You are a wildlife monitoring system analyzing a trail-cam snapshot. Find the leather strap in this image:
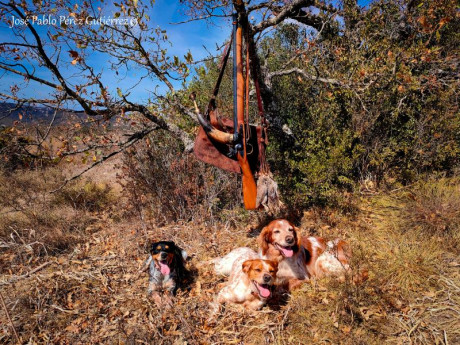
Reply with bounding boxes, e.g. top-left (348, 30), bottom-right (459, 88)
top-left (207, 32), bottom-right (233, 127)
